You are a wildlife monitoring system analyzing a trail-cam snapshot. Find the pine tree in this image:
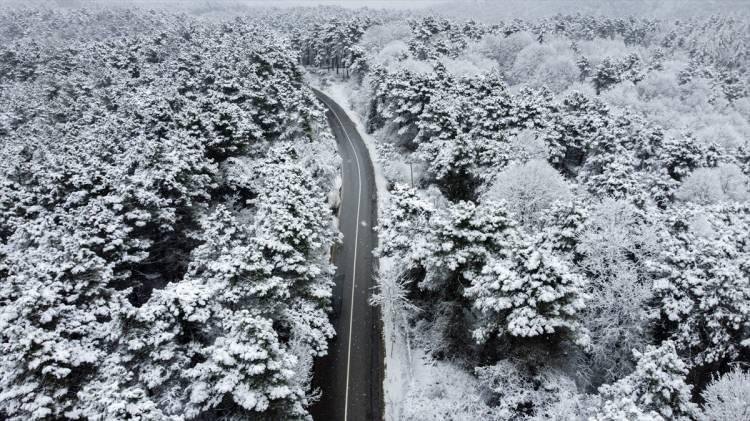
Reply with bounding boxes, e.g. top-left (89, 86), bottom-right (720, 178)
top-left (577, 55), bottom-right (592, 81)
top-left (660, 134), bottom-right (718, 182)
top-left (0, 200), bottom-right (141, 420)
top-left (542, 91), bottom-right (609, 176)
top-left (417, 200), bottom-right (519, 293)
top-left (593, 342), bottom-right (699, 421)
top-left (540, 200), bottom-right (589, 255)
top-left (652, 205), bottom-right (750, 367)
top-left (466, 243), bottom-right (586, 342)
top-left (249, 161), bottom-right (338, 356)
top-left (593, 56), bottom-right (622, 94)
top-left (377, 183), bottom-right (435, 265)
